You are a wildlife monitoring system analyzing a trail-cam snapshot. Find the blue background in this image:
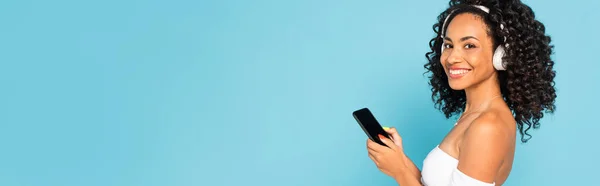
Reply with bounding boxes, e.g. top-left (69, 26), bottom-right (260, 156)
top-left (1, 0), bottom-right (598, 185)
